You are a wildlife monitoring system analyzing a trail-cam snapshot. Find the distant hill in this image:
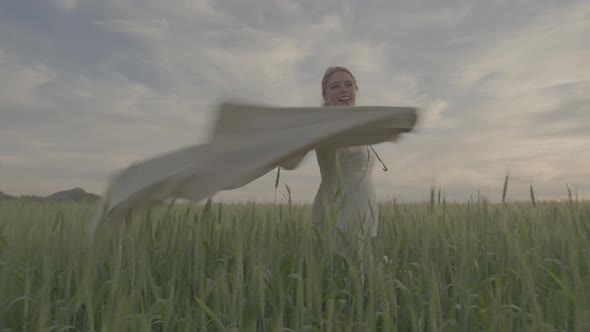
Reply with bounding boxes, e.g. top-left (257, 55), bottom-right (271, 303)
top-left (45, 188), bottom-right (101, 202)
top-left (0, 188), bottom-right (101, 202)
top-left (0, 191), bottom-right (16, 200)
